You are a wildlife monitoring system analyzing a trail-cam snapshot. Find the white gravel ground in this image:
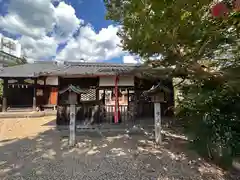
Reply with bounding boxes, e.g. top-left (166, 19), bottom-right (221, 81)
top-left (0, 117), bottom-right (237, 180)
